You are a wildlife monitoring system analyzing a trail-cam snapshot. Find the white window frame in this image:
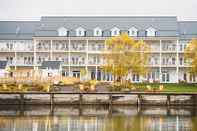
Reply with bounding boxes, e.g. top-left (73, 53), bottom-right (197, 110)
top-left (76, 27), bottom-right (85, 36)
top-left (111, 27), bottom-right (120, 36)
top-left (146, 27), bottom-right (156, 37)
top-left (94, 27), bottom-right (102, 36)
top-left (129, 27), bottom-right (138, 37)
top-left (58, 27), bottom-right (68, 36)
